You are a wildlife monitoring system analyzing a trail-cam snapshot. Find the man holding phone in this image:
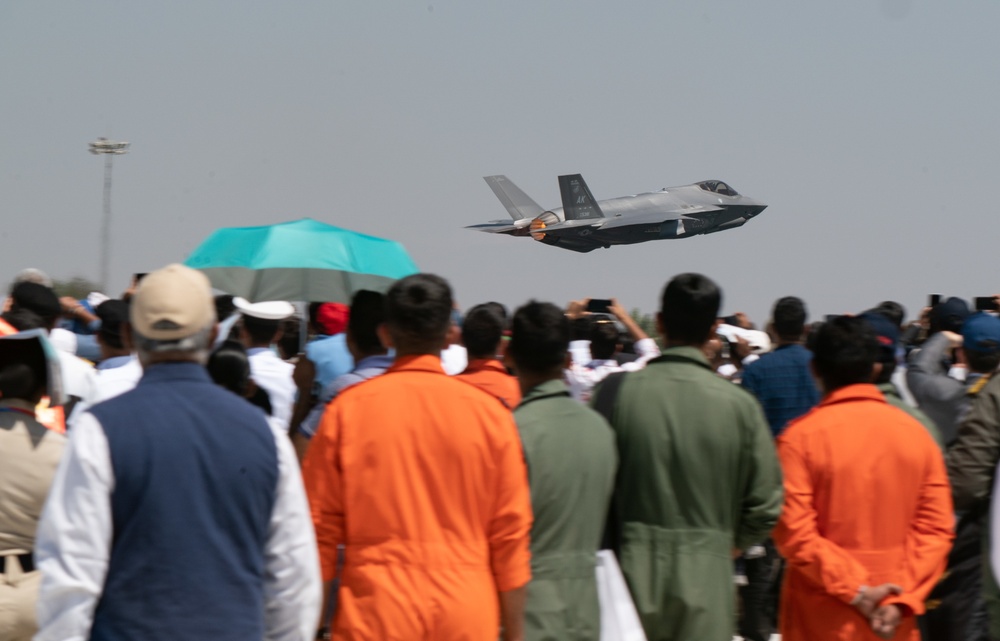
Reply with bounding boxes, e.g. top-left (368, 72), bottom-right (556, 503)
top-left (564, 297), bottom-right (660, 401)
